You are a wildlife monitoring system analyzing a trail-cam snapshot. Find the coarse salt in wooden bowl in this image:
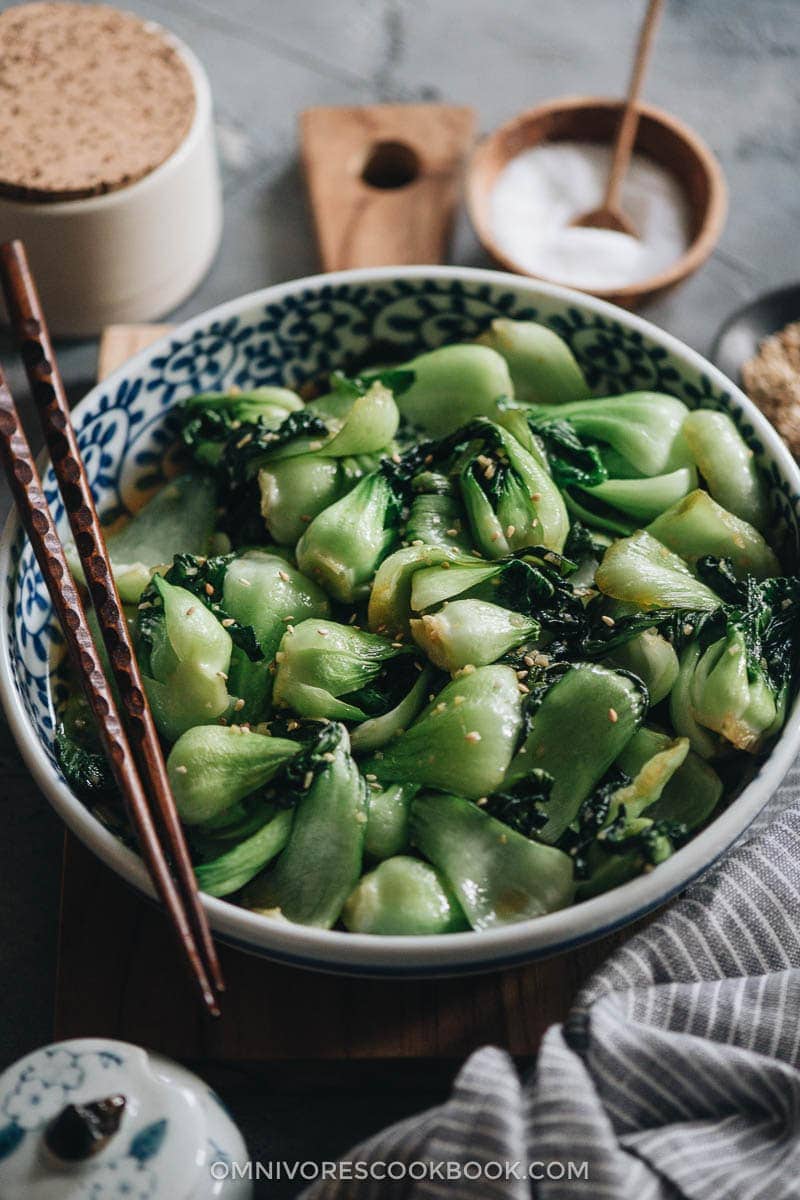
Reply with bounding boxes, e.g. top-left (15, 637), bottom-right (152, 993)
top-left (466, 95), bottom-right (728, 309)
